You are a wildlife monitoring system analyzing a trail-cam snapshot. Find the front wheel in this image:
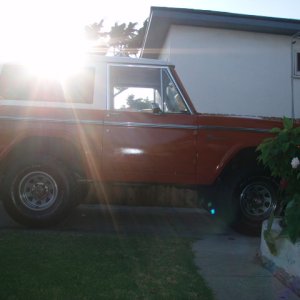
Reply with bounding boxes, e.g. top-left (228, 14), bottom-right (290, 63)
top-left (3, 156), bottom-right (75, 227)
top-left (223, 174), bottom-right (278, 235)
